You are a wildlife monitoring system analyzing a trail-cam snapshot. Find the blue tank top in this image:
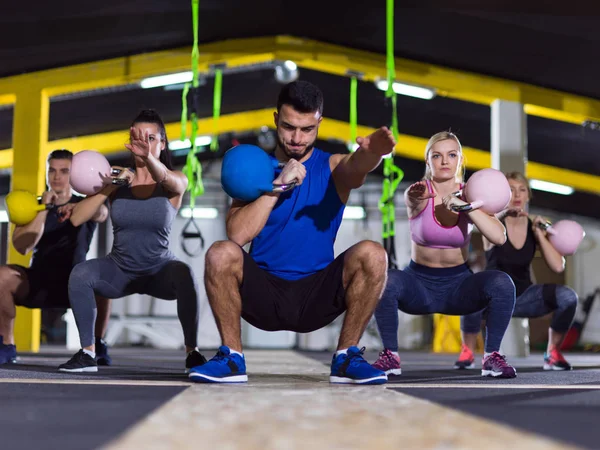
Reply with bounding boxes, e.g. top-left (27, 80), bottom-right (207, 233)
top-left (250, 148), bottom-right (345, 280)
